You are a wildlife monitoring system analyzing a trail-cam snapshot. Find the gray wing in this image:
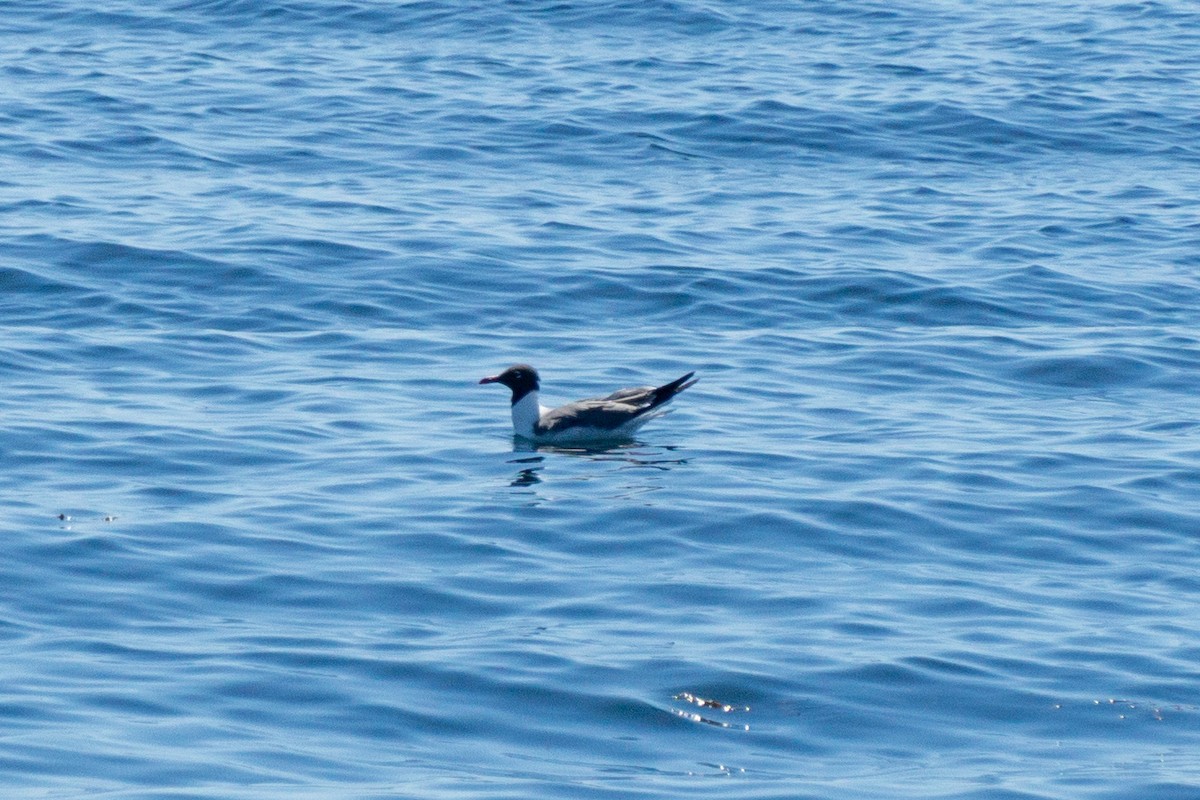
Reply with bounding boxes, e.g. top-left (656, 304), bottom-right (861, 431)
top-left (536, 398), bottom-right (643, 434)
top-left (602, 385), bottom-right (655, 405)
top-left (536, 373), bottom-right (697, 435)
